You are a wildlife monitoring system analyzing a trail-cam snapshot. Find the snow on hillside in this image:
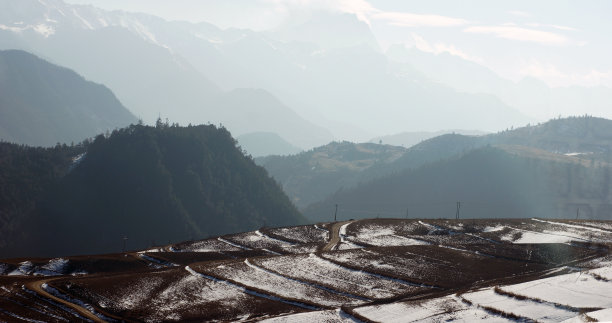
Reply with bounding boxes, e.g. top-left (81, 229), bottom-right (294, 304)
top-left (255, 253), bottom-right (423, 299)
top-left (500, 270), bottom-right (612, 308)
top-left (2, 218), bottom-right (612, 322)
